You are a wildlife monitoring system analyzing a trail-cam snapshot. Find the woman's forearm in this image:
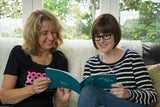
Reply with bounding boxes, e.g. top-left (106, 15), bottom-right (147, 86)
top-left (0, 85), bottom-right (35, 104)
